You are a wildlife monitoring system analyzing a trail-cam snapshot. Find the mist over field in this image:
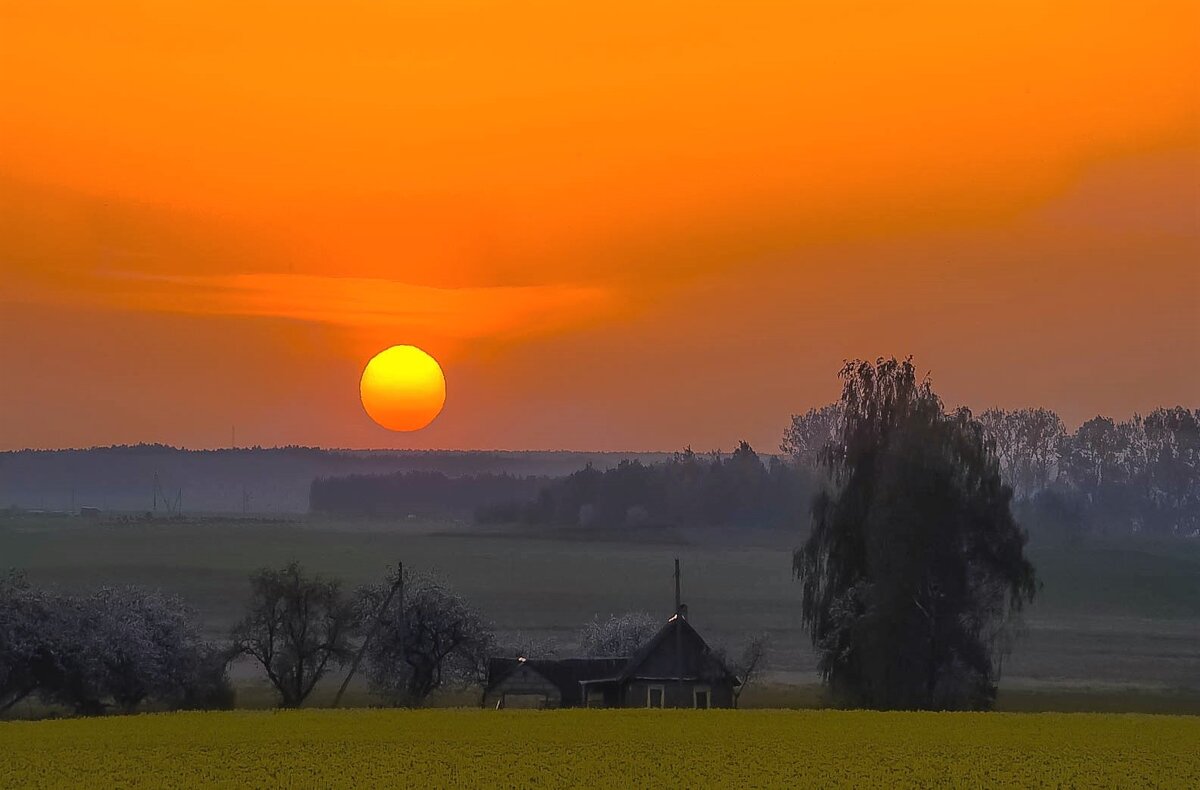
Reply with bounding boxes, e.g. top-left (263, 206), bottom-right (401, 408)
top-left (4, 408), bottom-right (1198, 714)
top-left (4, 513), bottom-right (1197, 711)
top-left (0, 447), bottom-right (671, 514)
